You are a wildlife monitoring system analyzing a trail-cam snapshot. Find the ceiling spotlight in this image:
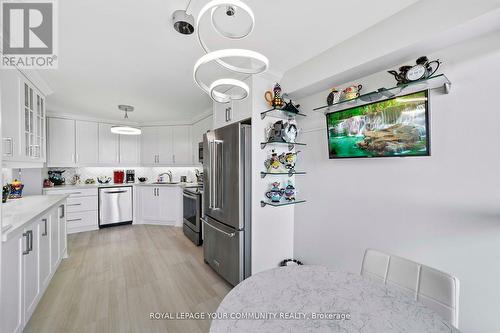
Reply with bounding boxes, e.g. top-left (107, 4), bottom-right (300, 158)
top-left (111, 105), bottom-right (142, 135)
top-left (172, 0), bottom-right (195, 35)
